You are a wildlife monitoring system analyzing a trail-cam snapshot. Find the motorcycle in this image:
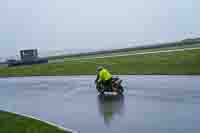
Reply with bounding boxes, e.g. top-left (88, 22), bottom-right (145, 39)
top-left (96, 77), bottom-right (124, 95)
